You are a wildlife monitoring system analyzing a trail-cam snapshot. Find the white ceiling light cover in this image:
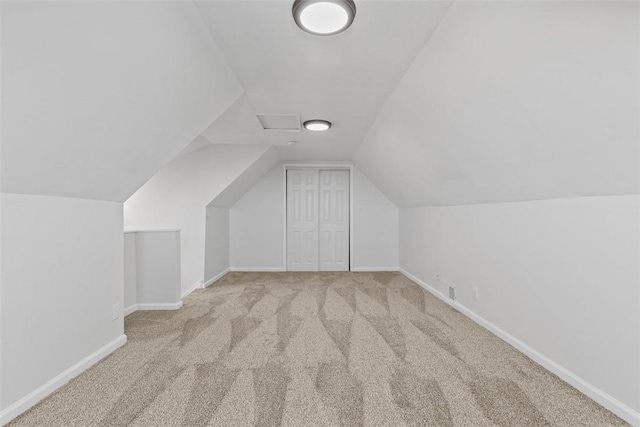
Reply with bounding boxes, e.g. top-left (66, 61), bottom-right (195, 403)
top-left (293, 0), bottom-right (356, 36)
top-left (303, 119), bottom-right (332, 131)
